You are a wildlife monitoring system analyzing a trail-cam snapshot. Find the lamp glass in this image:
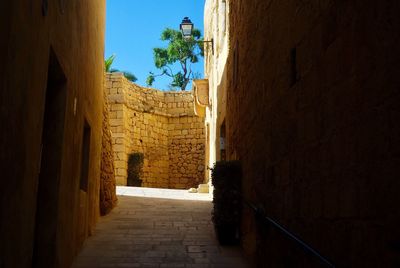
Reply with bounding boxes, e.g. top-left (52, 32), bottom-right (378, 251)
top-left (180, 17), bottom-right (194, 39)
top-left (181, 24), bottom-right (193, 38)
